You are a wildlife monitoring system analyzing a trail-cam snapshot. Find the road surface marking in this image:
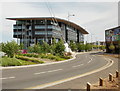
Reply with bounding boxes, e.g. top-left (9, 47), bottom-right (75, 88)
top-left (48, 69), bottom-right (62, 73)
top-left (34, 72), bottom-right (47, 75)
top-left (34, 69), bottom-right (63, 75)
top-left (88, 61), bottom-right (91, 63)
top-left (26, 57), bottom-right (114, 89)
top-left (88, 58), bottom-right (92, 63)
top-left (9, 77), bottom-right (15, 79)
top-left (72, 64), bottom-right (84, 68)
top-left (0, 76), bottom-right (15, 80)
top-left (0, 78), bottom-right (7, 80)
